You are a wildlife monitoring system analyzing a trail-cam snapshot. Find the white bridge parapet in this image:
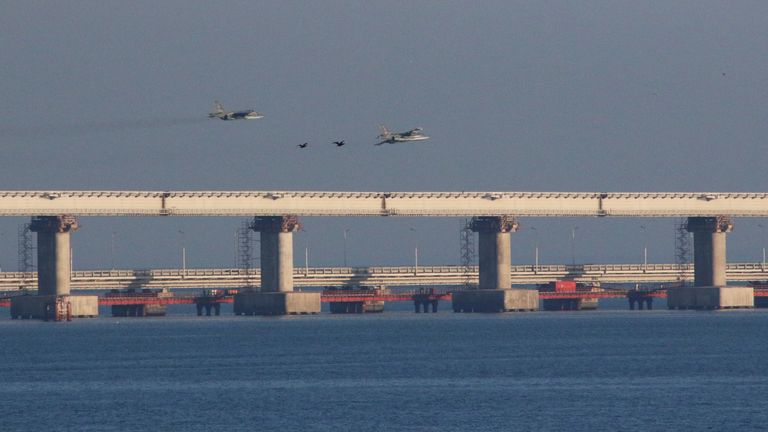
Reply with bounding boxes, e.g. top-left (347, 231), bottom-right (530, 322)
top-left (1, 263), bottom-right (766, 292)
top-left (0, 191), bottom-right (767, 217)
